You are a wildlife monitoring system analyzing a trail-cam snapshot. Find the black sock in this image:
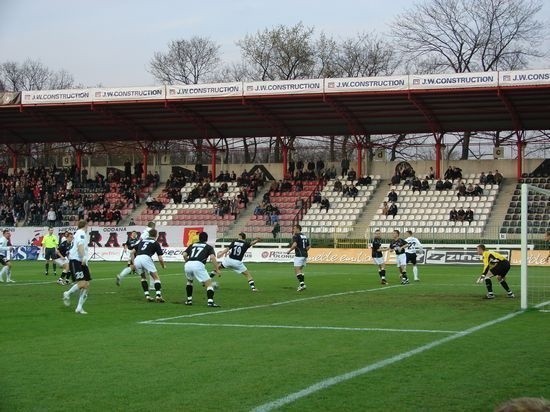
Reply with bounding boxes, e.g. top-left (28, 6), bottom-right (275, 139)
top-left (248, 280), bottom-right (256, 289)
top-left (53, 263), bottom-right (57, 272)
top-left (500, 280), bottom-right (510, 292)
top-left (401, 272), bottom-right (408, 280)
top-left (141, 279), bottom-right (149, 293)
top-left (379, 269), bottom-right (386, 278)
top-left (485, 278), bottom-right (493, 293)
top-left (45, 263), bottom-right (49, 273)
top-left (186, 284), bottom-right (193, 299)
top-left (297, 274), bottom-right (305, 285)
top-left (207, 288), bottom-right (214, 300)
